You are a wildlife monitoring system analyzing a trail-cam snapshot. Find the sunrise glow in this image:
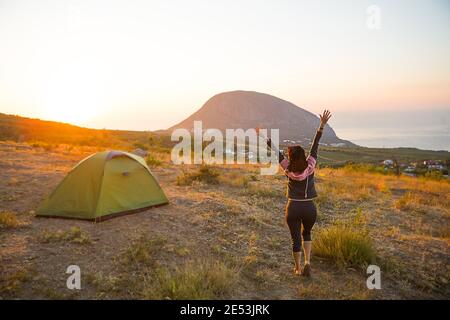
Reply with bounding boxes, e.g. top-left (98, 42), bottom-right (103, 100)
top-left (0, 0), bottom-right (449, 130)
